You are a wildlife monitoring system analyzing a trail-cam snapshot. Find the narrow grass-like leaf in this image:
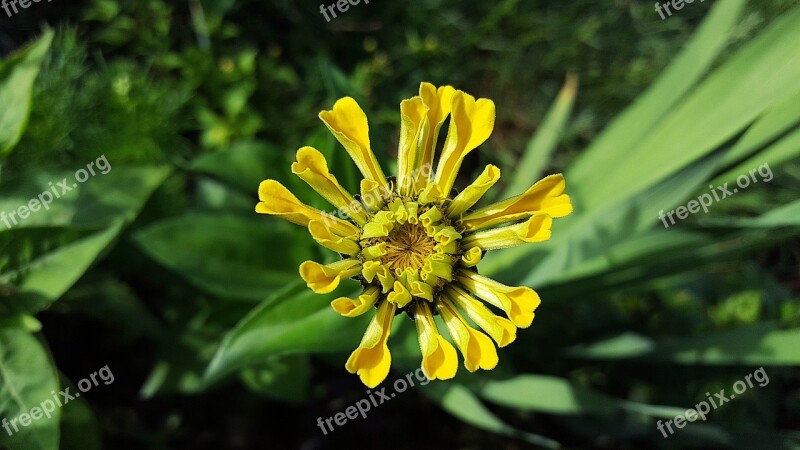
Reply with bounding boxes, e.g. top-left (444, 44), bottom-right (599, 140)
top-left (504, 74), bottom-right (577, 197)
top-left (573, 5), bottom-right (800, 210)
top-left (568, 0), bottom-right (746, 204)
top-left (571, 324), bottom-right (800, 365)
top-left (479, 374), bottom-right (686, 419)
